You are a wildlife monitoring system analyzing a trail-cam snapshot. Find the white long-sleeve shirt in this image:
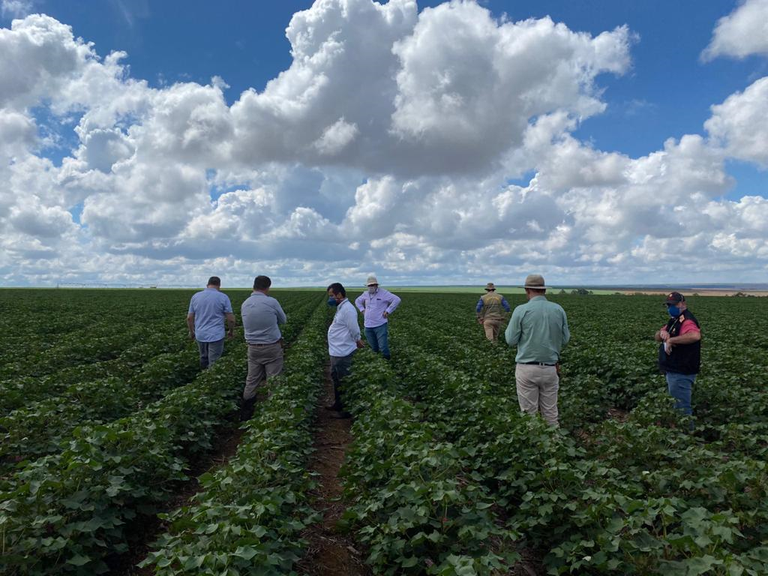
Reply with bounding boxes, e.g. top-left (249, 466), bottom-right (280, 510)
top-left (327, 299), bottom-right (360, 357)
top-left (354, 287), bottom-right (401, 328)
